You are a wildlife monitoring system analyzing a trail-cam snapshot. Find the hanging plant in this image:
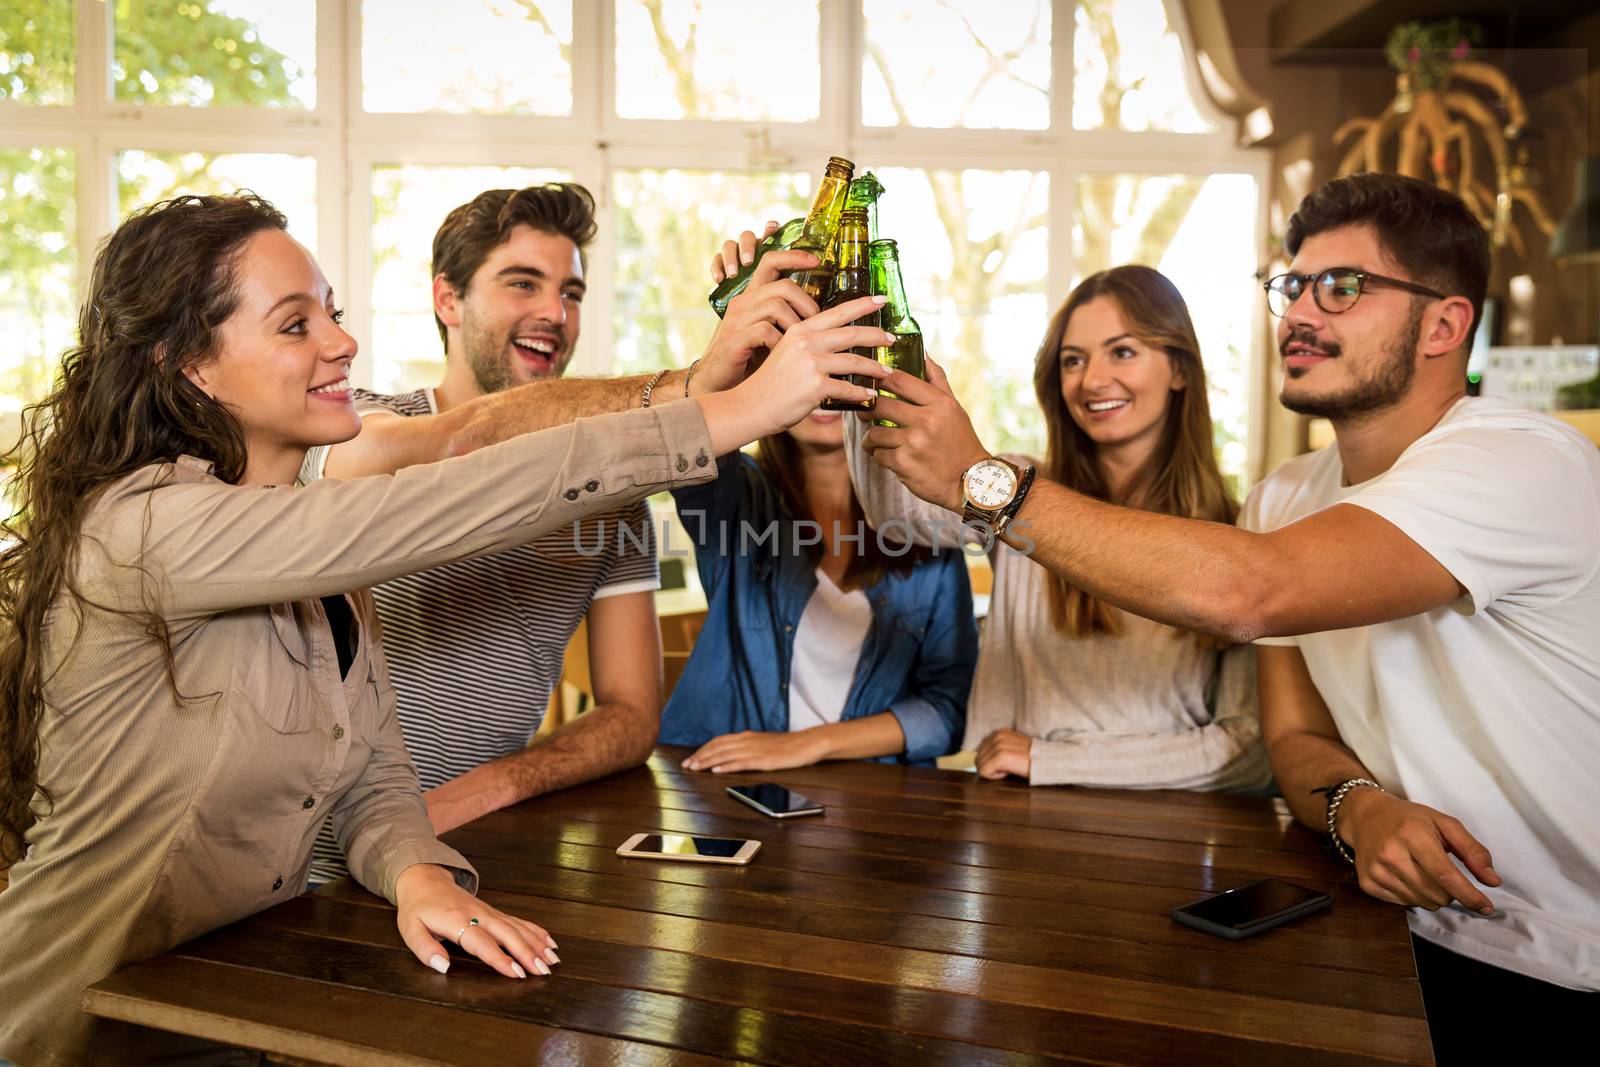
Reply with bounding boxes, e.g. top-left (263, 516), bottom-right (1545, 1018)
top-left (1385, 19), bottom-right (1486, 92)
